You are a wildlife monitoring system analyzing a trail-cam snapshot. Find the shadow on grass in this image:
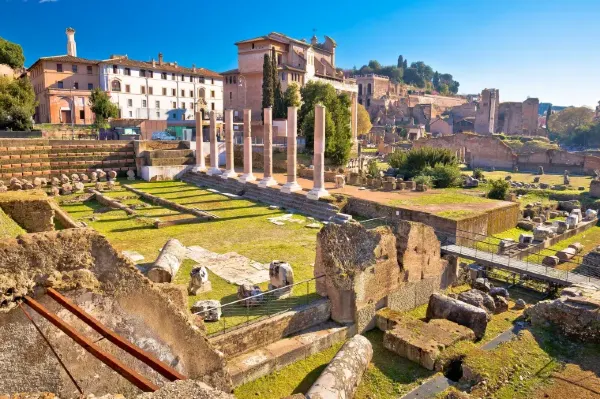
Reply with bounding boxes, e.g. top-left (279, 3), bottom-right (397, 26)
top-left (292, 364), bottom-right (328, 395)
